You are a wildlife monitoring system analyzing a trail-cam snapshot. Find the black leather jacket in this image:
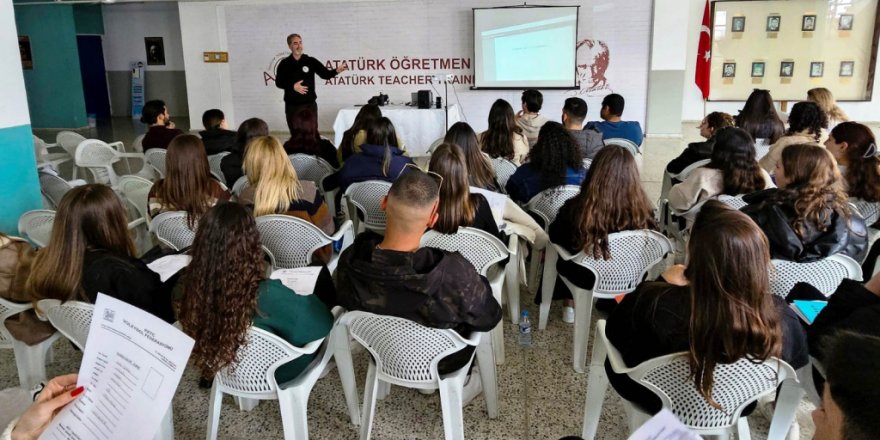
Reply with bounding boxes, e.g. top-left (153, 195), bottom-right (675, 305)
top-left (742, 189), bottom-right (868, 263)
